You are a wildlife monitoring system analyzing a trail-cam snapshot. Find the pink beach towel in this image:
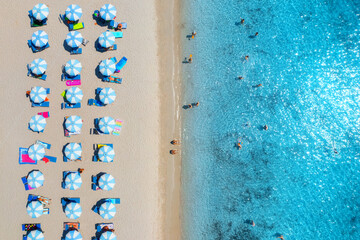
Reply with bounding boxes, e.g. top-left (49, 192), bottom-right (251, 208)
top-left (22, 154), bottom-right (36, 164)
top-left (38, 112), bottom-right (50, 118)
top-left (66, 80), bottom-right (81, 86)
